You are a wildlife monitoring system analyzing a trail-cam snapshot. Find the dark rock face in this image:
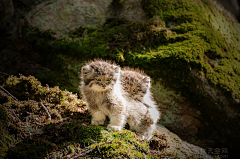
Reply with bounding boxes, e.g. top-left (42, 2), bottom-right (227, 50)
top-left (0, 0), bottom-right (15, 42)
top-left (0, 0), bottom-right (14, 22)
top-left (25, 0), bottom-right (148, 36)
top-left (155, 125), bottom-right (212, 159)
top-left (152, 81), bottom-right (202, 144)
top-left (216, 0), bottom-right (240, 21)
top-left (26, 0), bottom-right (115, 36)
top-left (0, 49), bottom-right (40, 76)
